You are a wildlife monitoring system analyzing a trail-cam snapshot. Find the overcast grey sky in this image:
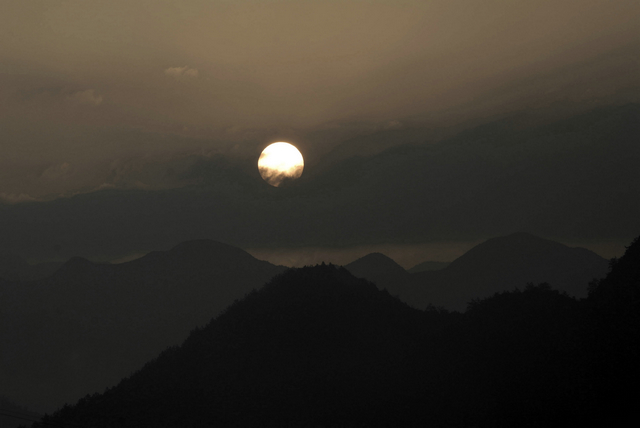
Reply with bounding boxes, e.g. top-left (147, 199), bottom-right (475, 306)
top-left (1, 0), bottom-right (638, 201)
